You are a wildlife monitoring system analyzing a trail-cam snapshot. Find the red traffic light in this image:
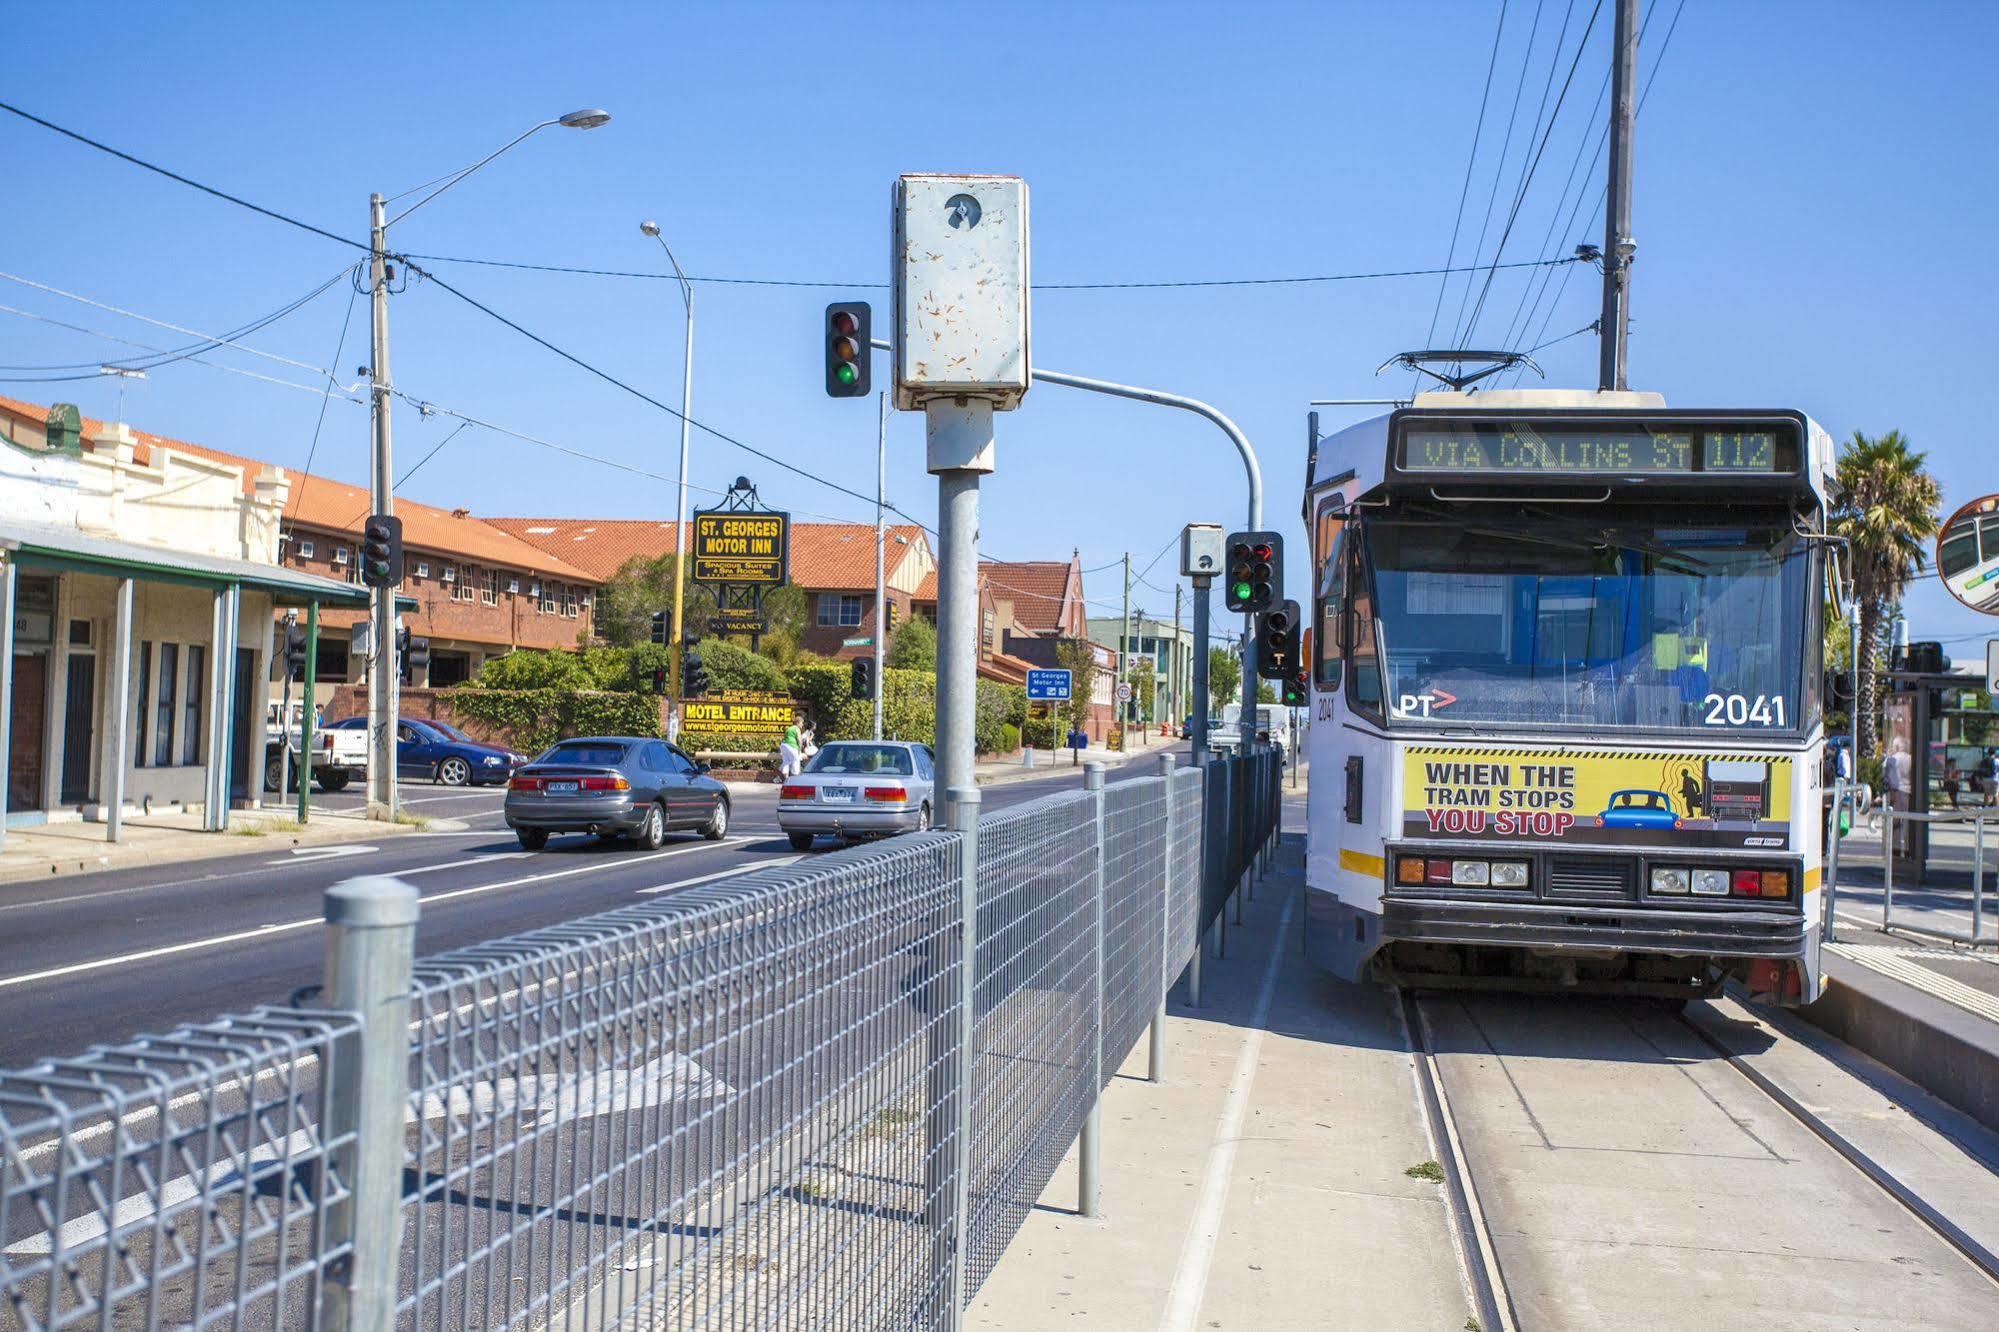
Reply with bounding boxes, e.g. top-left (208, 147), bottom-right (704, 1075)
top-left (1251, 542), bottom-right (1273, 561)
top-left (830, 310), bottom-right (857, 336)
